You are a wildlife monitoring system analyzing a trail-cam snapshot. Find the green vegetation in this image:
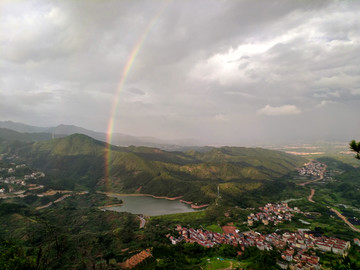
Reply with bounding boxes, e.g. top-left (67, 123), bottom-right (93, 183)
top-left (0, 192), bottom-right (282, 269)
top-left (311, 167), bottom-right (360, 208)
top-left (0, 239), bottom-right (36, 270)
top-left (1, 134), bottom-right (360, 268)
top-left (152, 211), bottom-right (207, 224)
top-left (329, 245), bottom-right (360, 269)
top-left (203, 224), bottom-right (223, 234)
top-left (316, 156), bottom-right (355, 171)
top-left (238, 247), bottom-right (280, 270)
top-left (350, 140), bottom-right (360, 159)
top-left (0, 194), bottom-right (140, 269)
top-left (3, 134), bottom-right (306, 204)
top-left (201, 257), bottom-right (245, 269)
top-left (152, 242), bottom-right (279, 269)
